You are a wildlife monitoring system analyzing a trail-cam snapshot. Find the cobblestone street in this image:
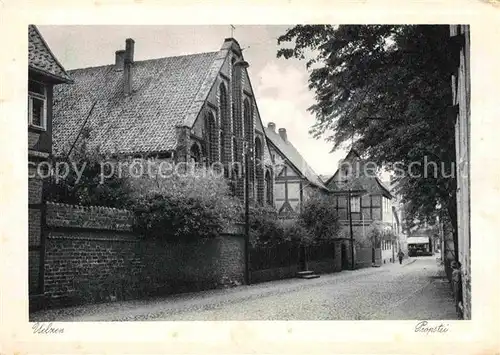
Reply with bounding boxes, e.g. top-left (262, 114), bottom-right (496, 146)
top-left (30, 255), bottom-right (458, 321)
